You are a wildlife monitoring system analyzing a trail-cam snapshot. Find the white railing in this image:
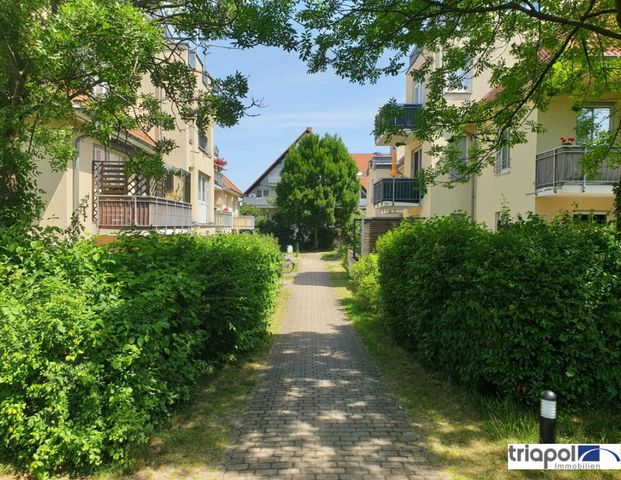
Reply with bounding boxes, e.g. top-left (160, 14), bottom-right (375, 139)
top-left (97, 195), bottom-right (192, 229)
top-left (215, 211), bottom-right (233, 232)
top-left (233, 215), bottom-right (255, 230)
